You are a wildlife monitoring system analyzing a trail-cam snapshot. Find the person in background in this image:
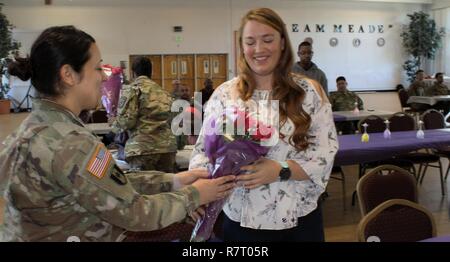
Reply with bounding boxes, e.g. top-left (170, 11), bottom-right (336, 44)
top-left (292, 41), bottom-right (328, 95)
top-left (329, 76), bottom-right (364, 111)
top-left (0, 26), bottom-right (236, 242)
top-left (427, 72), bottom-right (448, 96)
top-left (200, 78), bottom-right (214, 105)
top-left (329, 76), bottom-right (364, 134)
top-left (408, 70), bottom-right (431, 112)
top-left (172, 80), bottom-right (191, 102)
top-left (408, 70), bottom-right (428, 97)
top-left (113, 56), bottom-right (177, 172)
top-left (427, 72), bottom-right (449, 115)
